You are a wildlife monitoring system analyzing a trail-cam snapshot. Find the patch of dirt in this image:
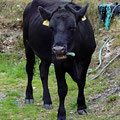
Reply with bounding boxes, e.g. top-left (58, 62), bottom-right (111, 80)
top-left (0, 11), bottom-right (23, 53)
top-left (102, 39), bottom-right (120, 64)
top-left (88, 84), bottom-right (119, 103)
top-left (0, 26), bottom-right (22, 53)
